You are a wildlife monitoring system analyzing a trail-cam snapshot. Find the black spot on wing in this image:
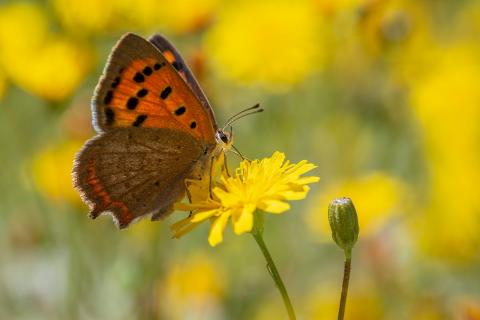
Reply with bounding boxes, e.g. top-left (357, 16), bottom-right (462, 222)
top-left (143, 66), bottom-right (152, 76)
top-left (104, 90), bottom-right (113, 105)
top-left (127, 97), bottom-right (139, 110)
top-left (133, 72), bottom-right (145, 83)
top-left (111, 77), bottom-right (120, 88)
top-left (174, 106), bottom-right (186, 116)
top-left (132, 115), bottom-right (148, 127)
top-left (172, 61), bottom-right (183, 71)
top-left (105, 107), bottom-right (115, 125)
top-left (136, 88), bottom-right (148, 97)
top-left (160, 86), bottom-right (172, 99)
top-left (153, 62), bottom-right (166, 70)
top-left (190, 121), bottom-right (197, 129)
